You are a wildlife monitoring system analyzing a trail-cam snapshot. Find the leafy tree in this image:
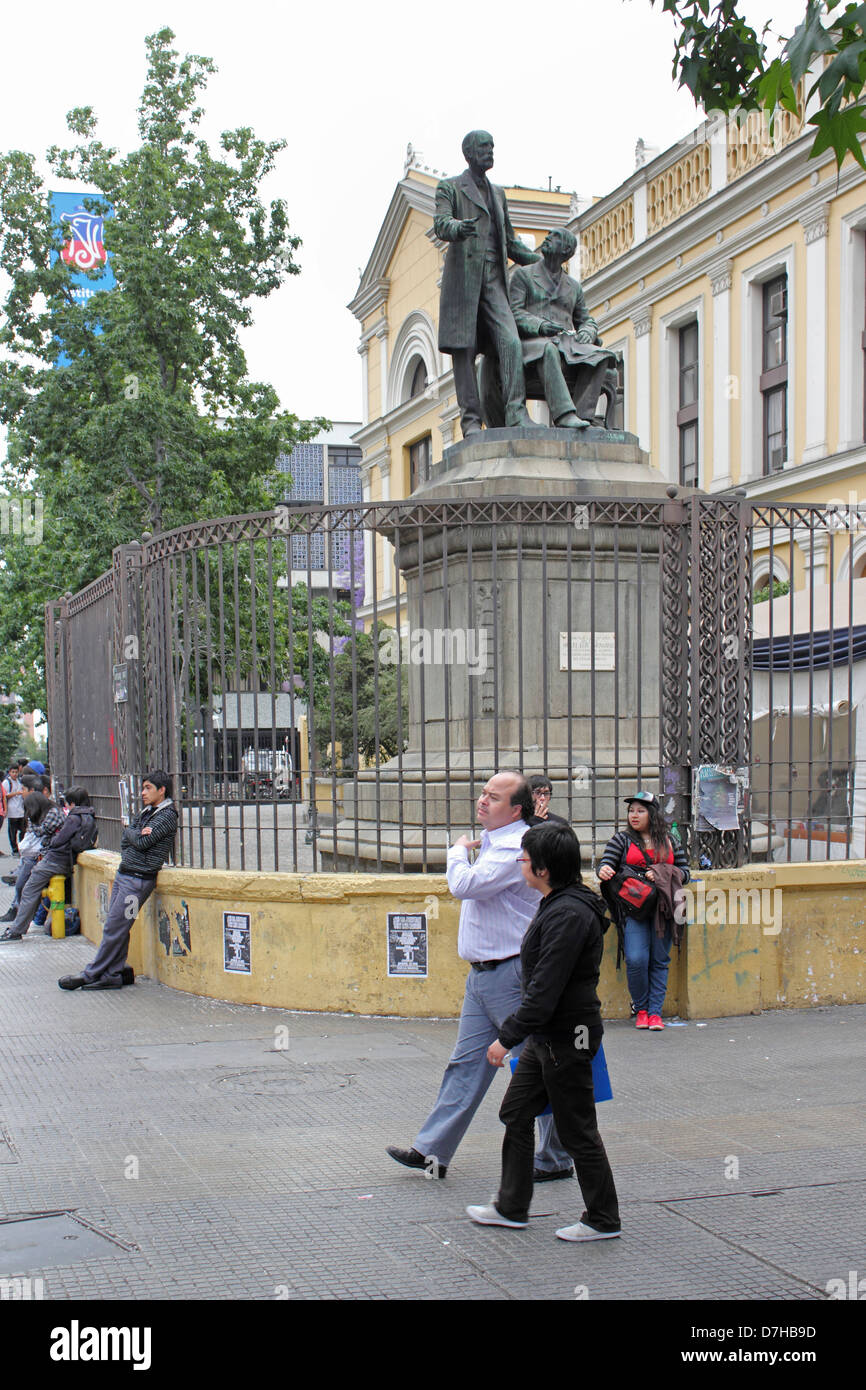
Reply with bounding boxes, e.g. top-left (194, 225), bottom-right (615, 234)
top-left (312, 622), bottom-right (409, 770)
top-left (0, 705), bottom-right (22, 769)
top-left (652, 0), bottom-right (866, 170)
top-left (0, 27), bottom-right (325, 709)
